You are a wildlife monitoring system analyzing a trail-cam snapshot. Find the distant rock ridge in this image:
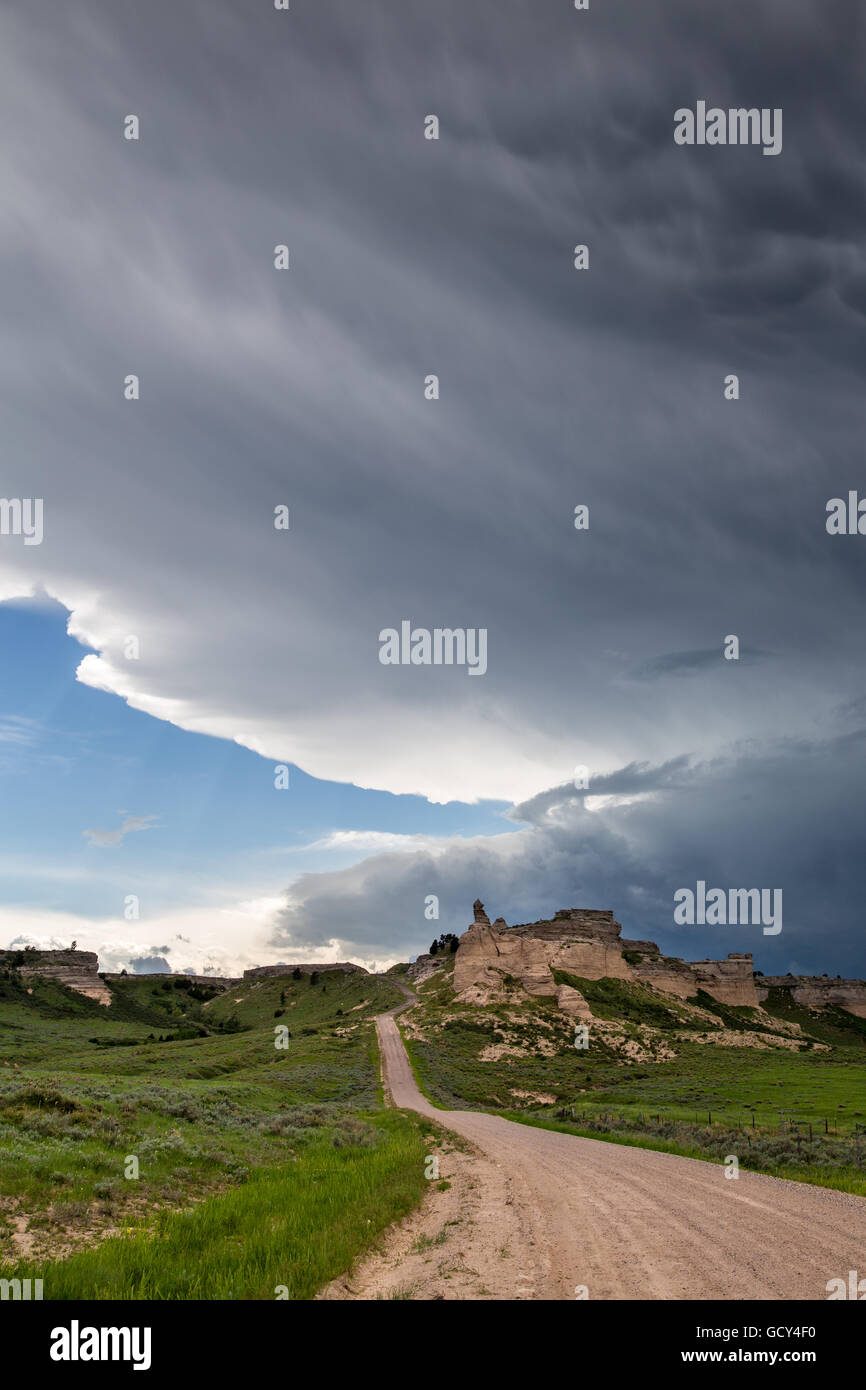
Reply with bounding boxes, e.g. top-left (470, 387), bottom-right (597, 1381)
top-left (0, 947), bottom-right (369, 1005)
top-left (756, 976), bottom-right (866, 1019)
top-left (453, 902), bottom-right (866, 1017)
top-left (243, 962), bottom-right (366, 979)
top-left (102, 973), bottom-right (239, 989)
